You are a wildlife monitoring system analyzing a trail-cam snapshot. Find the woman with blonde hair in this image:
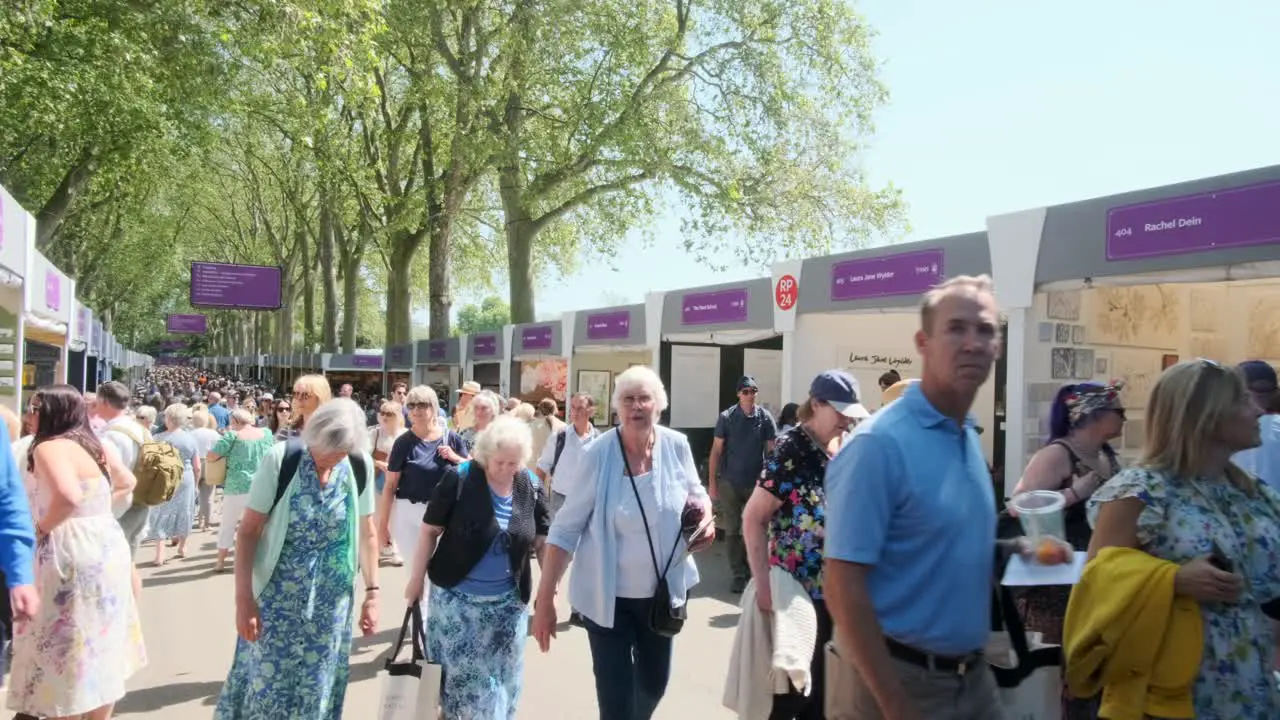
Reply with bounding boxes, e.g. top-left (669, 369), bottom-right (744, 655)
top-left (287, 374), bottom-right (331, 437)
top-left (144, 403), bottom-right (201, 565)
top-left (209, 408), bottom-right (275, 573)
top-left (1088, 360), bottom-right (1280, 718)
top-left (370, 399), bottom-right (407, 566)
top-left (190, 408), bottom-right (223, 533)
